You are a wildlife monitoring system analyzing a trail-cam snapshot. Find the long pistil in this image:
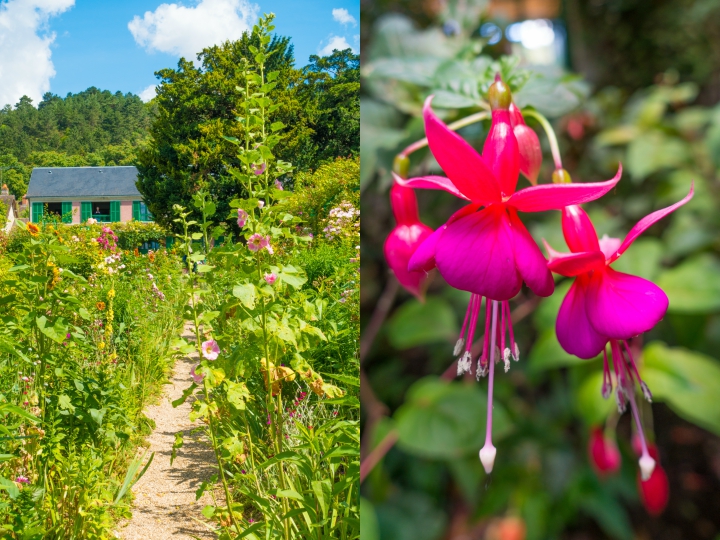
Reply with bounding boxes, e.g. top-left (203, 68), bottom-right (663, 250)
top-left (480, 300), bottom-right (499, 473)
